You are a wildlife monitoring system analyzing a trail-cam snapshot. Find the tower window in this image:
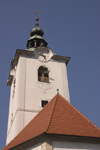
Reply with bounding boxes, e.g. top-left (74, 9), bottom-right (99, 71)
top-left (38, 66), bottom-right (49, 82)
top-left (41, 100), bottom-right (48, 107)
